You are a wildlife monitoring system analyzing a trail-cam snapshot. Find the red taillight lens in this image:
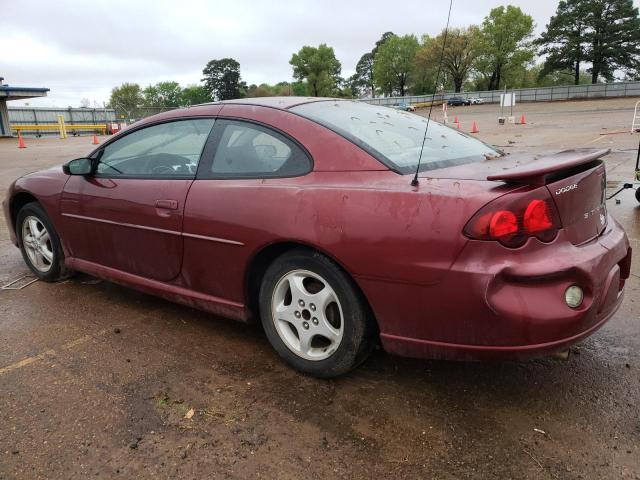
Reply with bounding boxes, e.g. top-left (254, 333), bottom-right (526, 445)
top-left (523, 199), bottom-right (553, 233)
top-left (489, 210), bottom-right (518, 237)
top-left (463, 187), bottom-right (562, 248)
